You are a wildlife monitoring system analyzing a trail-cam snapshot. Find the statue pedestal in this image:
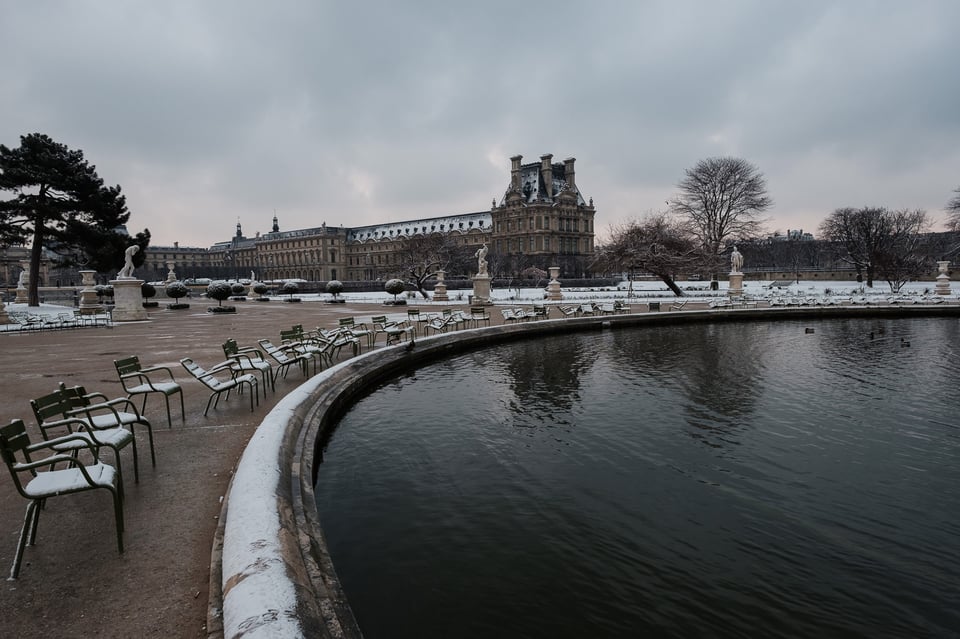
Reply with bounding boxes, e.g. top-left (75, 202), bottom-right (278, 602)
top-left (78, 270), bottom-right (102, 312)
top-left (433, 269), bottom-right (449, 301)
top-left (110, 279), bottom-right (148, 321)
top-left (728, 272), bottom-right (743, 298)
top-left (935, 261), bottom-right (951, 296)
top-left (471, 274), bottom-right (492, 305)
top-left (545, 266), bottom-right (562, 301)
top-left (0, 299), bottom-right (8, 324)
top-left (15, 261), bottom-right (30, 304)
